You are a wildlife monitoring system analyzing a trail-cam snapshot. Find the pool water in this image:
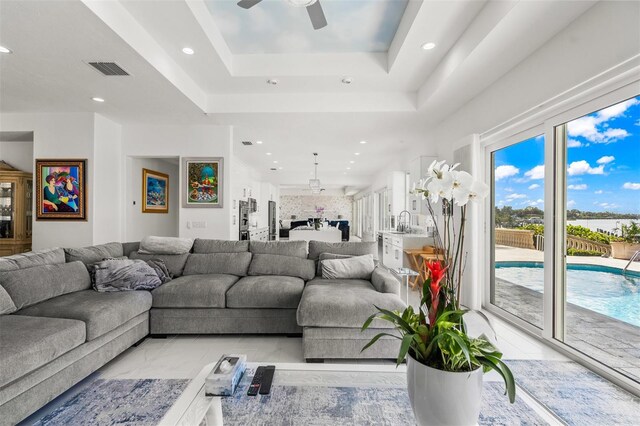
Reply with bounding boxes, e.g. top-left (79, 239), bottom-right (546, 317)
top-left (495, 263), bottom-right (640, 327)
